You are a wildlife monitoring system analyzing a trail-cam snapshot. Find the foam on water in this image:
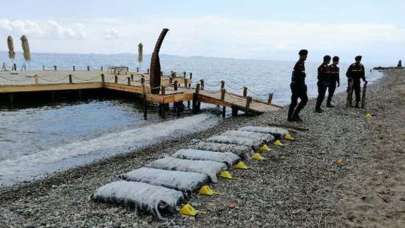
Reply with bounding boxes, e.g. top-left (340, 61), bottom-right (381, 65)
top-left (0, 113), bottom-right (219, 187)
